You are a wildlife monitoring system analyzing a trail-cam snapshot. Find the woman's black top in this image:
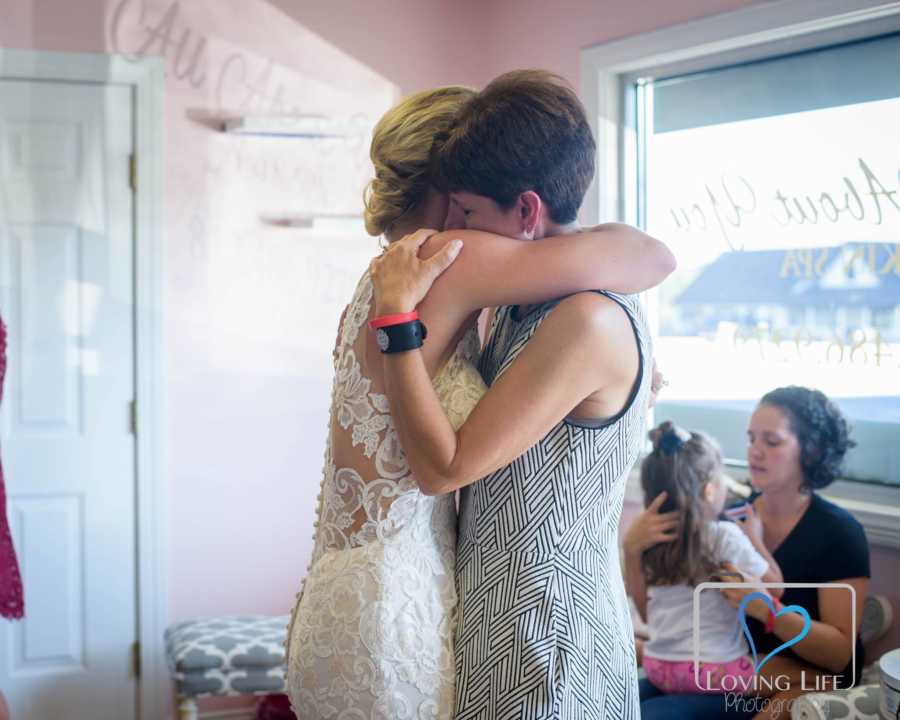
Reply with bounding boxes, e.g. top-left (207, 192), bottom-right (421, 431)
top-left (747, 492), bottom-right (870, 687)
